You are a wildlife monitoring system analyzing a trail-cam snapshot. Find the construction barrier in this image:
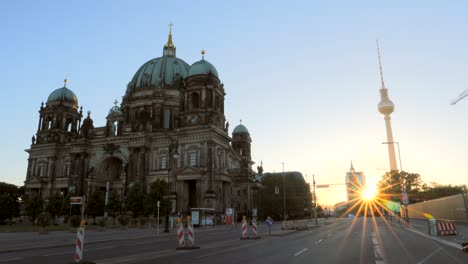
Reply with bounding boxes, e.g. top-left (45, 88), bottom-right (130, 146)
top-left (251, 218), bottom-right (260, 239)
top-left (187, 216), bottom-right (195, 247)
top-left (437, 221), bottom-right (457, 236)
top-left (175, 216), bottom-right (200, 250)
top-left (176, 218), bottom-right (185, 249)
top-left (240, 216), bottom-right (248, 239)
top-left (74, 226), bottom-right (85, 263)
